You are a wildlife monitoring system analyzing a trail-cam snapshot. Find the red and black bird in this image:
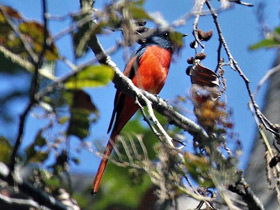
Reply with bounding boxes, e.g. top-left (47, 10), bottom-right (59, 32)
top-left (92, 30), bottom-right (182, 194)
